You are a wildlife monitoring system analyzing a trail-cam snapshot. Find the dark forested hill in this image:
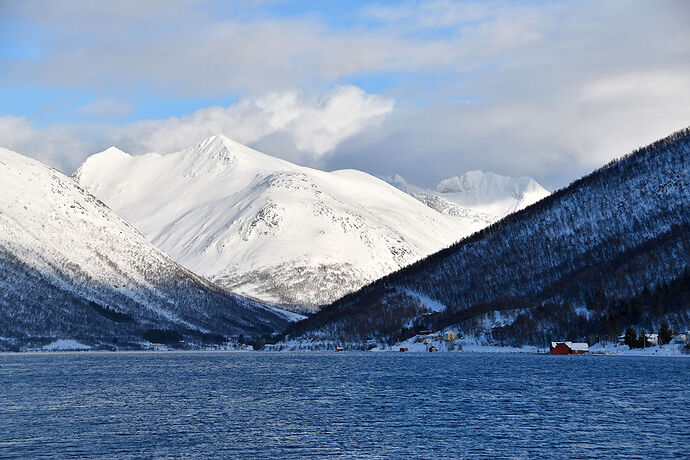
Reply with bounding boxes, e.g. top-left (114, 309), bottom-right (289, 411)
top-left (284, 127), bottom-right (690, 348)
